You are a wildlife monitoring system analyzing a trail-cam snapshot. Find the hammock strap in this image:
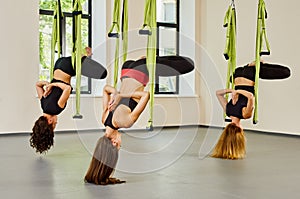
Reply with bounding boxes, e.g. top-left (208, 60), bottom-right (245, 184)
top-left (72, 0), bottom-right (83, 119)
top-left (108, 0), bottom-right (121, 88)
top-left (50, 0), bottom-right (63, 80)
top-left (253, 0), bottom-right (270, 124)
top-left (223, 4), bottom-right (237, 119)
top-left (121, 0), bottom-right (128, 62)
top-left (143, 0), bottom-right (157, 130)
